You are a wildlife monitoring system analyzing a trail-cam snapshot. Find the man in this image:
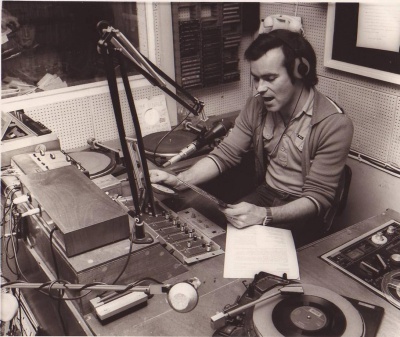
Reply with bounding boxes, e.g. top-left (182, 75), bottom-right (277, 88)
top-left (1, 8), bottom-right (19, 32)
top-left (2, 17), bottom-right (65, 88)
top-left (150, 29), bottom-right (353, 246)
